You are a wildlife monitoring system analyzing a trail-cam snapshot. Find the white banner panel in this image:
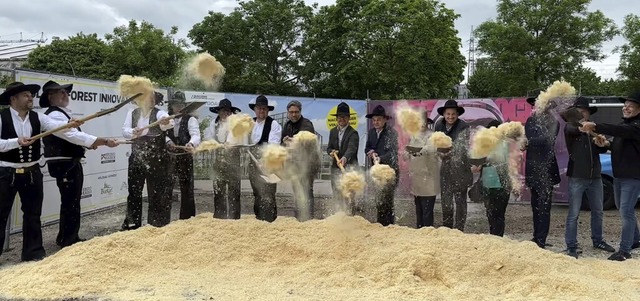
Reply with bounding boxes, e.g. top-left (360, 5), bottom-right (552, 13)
top-left (9, 70), bottom-right (167, 231)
